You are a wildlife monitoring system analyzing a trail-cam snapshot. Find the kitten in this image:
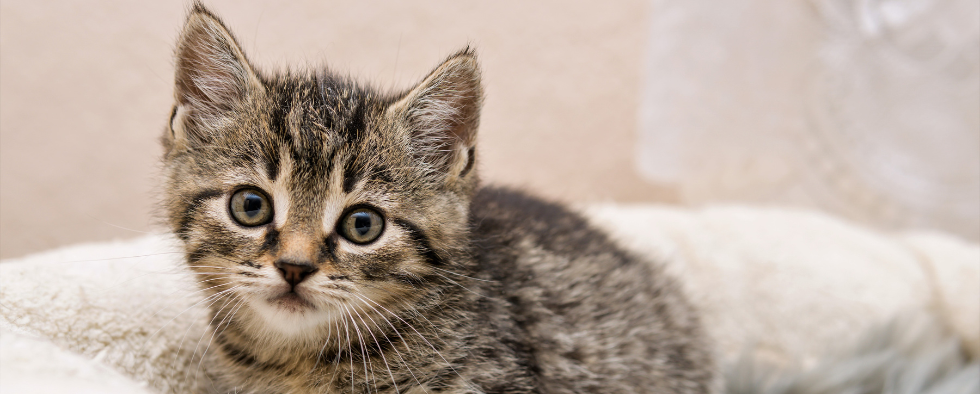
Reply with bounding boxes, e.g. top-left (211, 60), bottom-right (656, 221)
top-left (162, 4), bottom-right (714, 393)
